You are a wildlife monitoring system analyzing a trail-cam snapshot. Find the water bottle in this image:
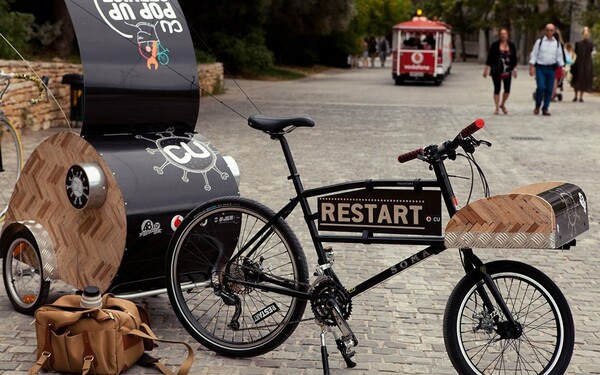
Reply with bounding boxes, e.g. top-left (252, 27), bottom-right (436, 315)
top-left (80, 286), bottom-right (102, 309)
